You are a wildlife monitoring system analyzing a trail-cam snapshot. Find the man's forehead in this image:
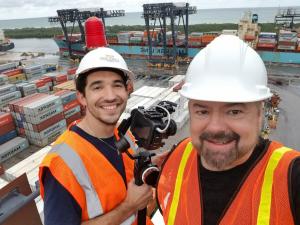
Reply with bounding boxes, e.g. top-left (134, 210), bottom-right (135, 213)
top-left (88, 70), bottom-right (124, 81)
top-left (190, 100), bottom-right (247, 108)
